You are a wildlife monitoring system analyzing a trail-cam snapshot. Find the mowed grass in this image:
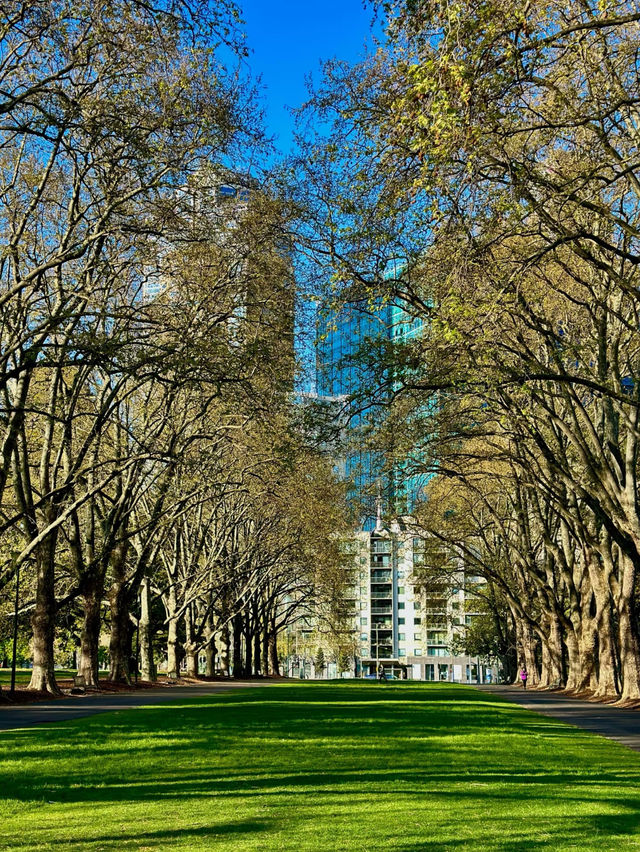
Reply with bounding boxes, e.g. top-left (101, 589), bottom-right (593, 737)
top-left (0, 668), bottom-right (84, 685)
top-left (1, 683), bottom-right (640, 851)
